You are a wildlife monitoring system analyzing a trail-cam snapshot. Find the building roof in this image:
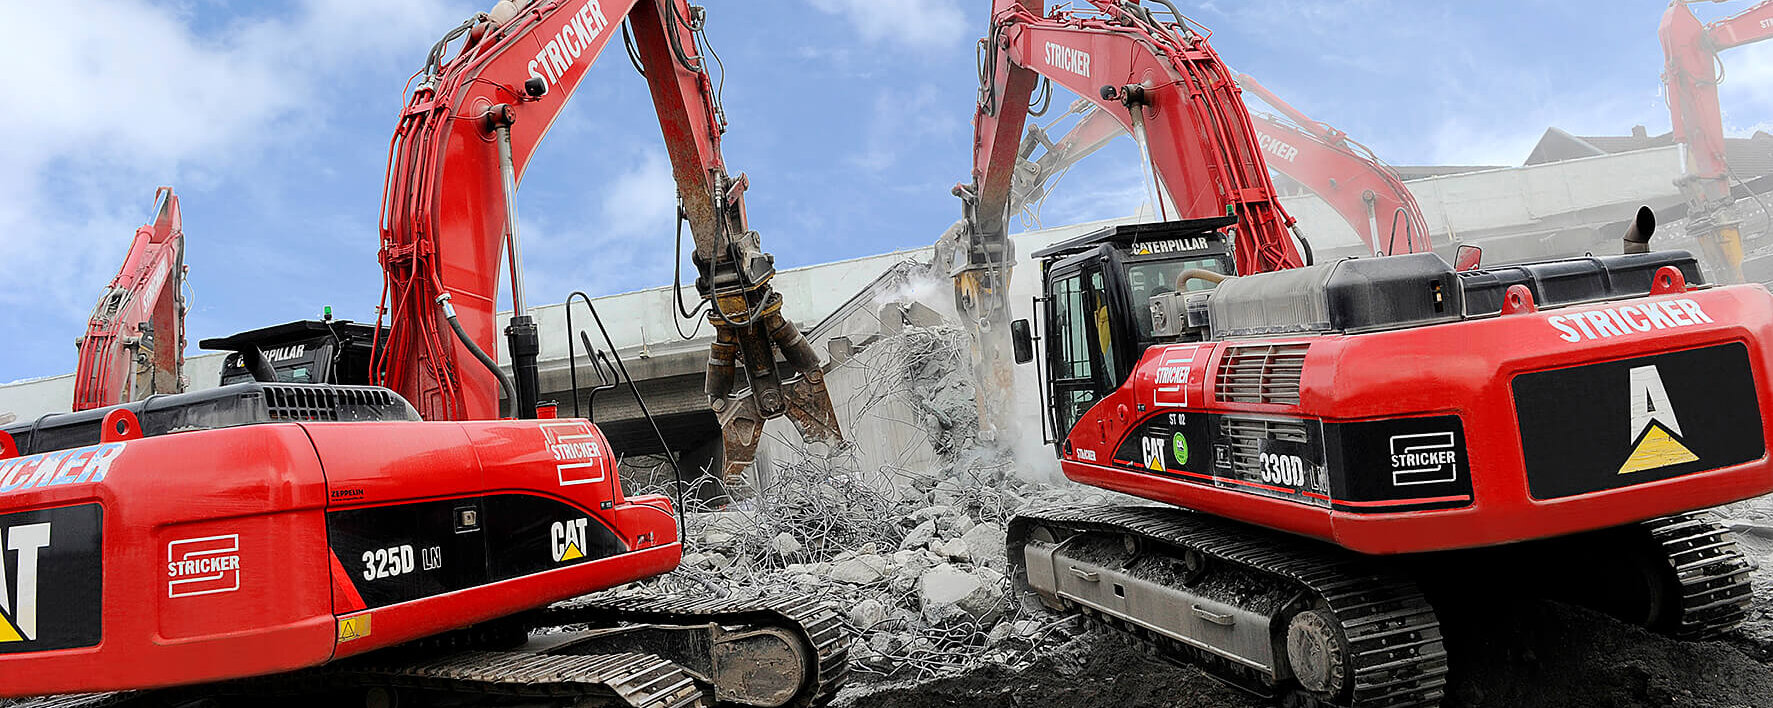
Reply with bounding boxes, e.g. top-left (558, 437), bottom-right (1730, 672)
top-left (1392, 165), bottom-right (1509, 180)
top-left (1525, 126), bottom-right (1773, 178)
